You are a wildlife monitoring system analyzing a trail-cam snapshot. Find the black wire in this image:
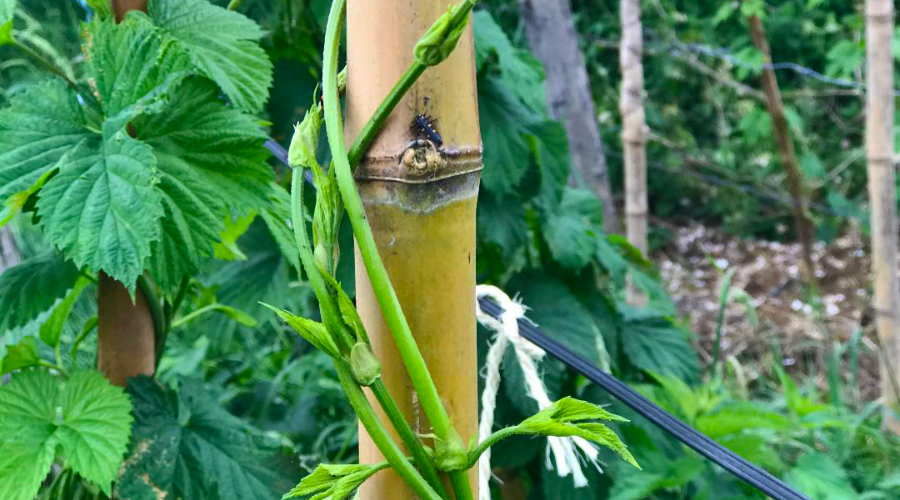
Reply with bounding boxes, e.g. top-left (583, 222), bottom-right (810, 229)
top-left (478, 297), bottom-right (813, 500)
